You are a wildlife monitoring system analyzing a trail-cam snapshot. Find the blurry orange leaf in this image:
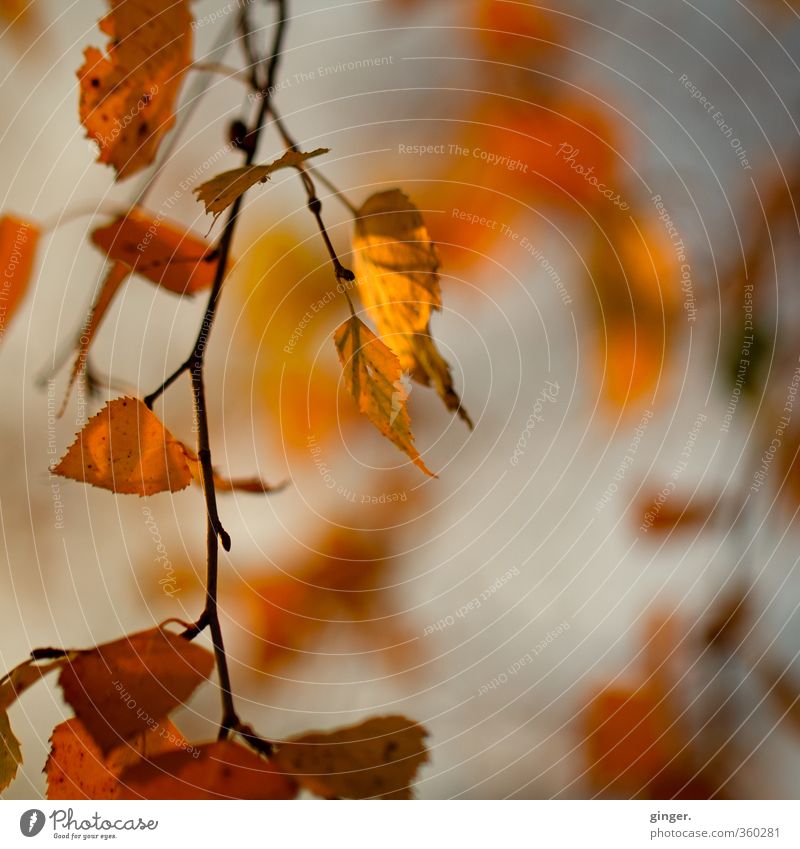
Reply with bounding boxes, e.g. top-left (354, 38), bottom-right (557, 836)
top-left (195, 148), bottom-right (329, 220)
top-left (61, 262), bottom-right (130, 414)
top-left (0, 214), bottom-right (39, 341)
top-left (91, 209), bottom-right (218, 294)
top-left (120, 741), bottom-right (298, 800)
top-left (334, 316), bottom-right (435, 477)
top-left (54, 397), bottom-right (194, 496)
top-left (475, 0), bottom-right (567, 70)
top-left (637, 493), bottom-right (717, 535)
top-left (46, 717), bottom-right (186, 800)
top-left (57, 627), bottom-right (213, 754)
top-left (0, 657), bottom-right (67, 792)
top-left (231, 228), bottom-right (356, 455)
top-left (353, 190), bottom-right (471, 426)
top-left (273, 715), bottom-right (429, 799)
top-left (586, 685), bottom-right (680, 795)
top-left (78, 0), bottom-right (193, 179)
